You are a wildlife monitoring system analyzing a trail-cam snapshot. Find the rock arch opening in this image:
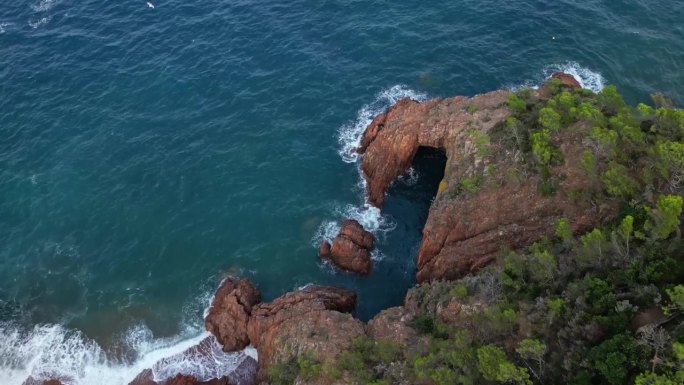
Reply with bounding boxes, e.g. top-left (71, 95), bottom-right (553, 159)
top-left (348, 146), bottom-right (446, 319)
top-left (384, 146), bottom-right (447, 225)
